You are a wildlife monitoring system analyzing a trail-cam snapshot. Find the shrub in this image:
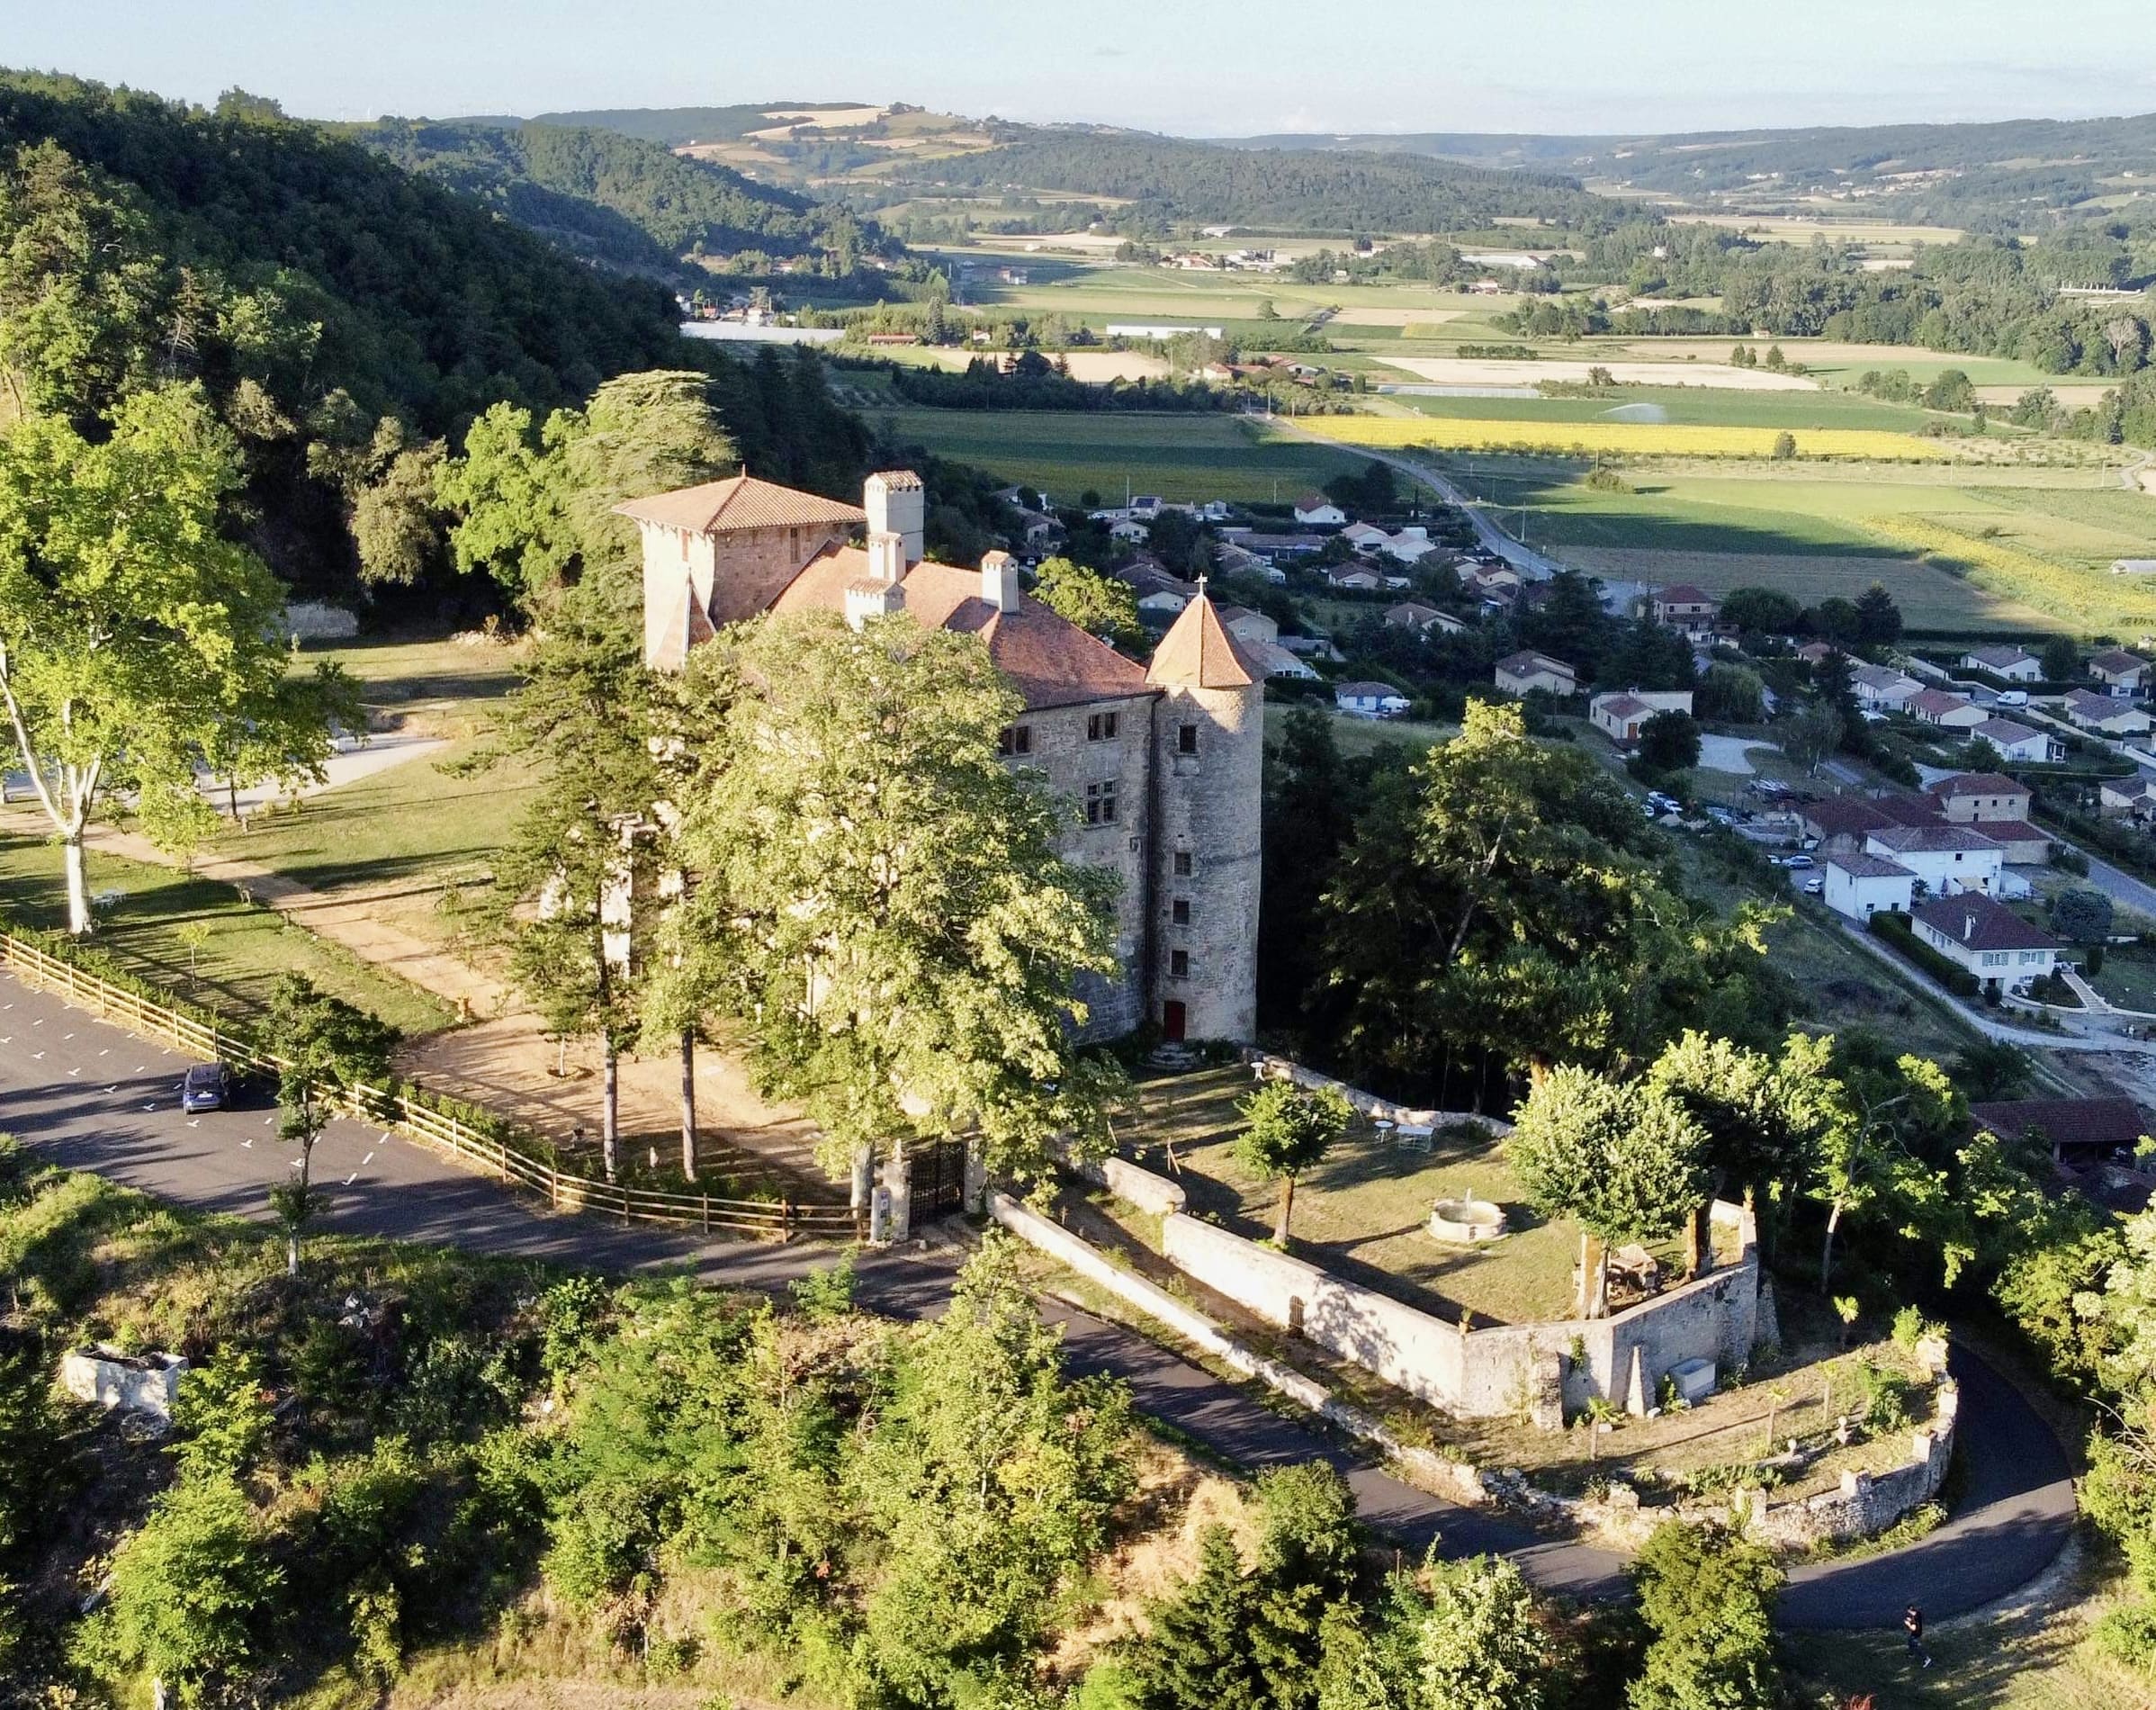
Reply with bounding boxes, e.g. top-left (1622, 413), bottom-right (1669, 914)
top-left (1868, 911), bottom-right (1980, 997)
top-left (1857, 1363), bottom-right (1916, 1433)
